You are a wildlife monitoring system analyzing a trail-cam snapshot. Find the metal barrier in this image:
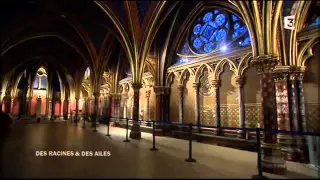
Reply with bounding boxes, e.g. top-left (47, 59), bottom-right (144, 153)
top-left (88, 116), bottom-right (320, 178)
